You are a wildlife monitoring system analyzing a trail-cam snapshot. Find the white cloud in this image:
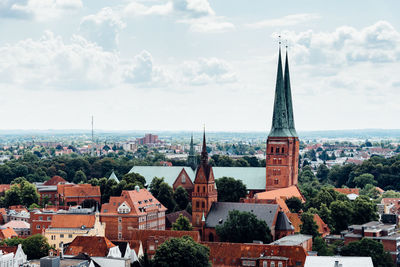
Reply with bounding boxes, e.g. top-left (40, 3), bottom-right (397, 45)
top-left (277, 21), bottom-right (400, 66)
top-left (123, 0), bottom-right (234, 33)
top-left (182, 58), bottom-right (237, 85)
top-left (79, 7), bottom-right (126, 51)
top-left (6, 0), bottom-right (82, 21)
top-left (247, 13), bottom-right (320, 29)
top-left (124, 1), bottom-right (172, 16)
top-left (0, 31), bottom-right (120, 90)
top-left (123, 50), bottom-right (171, 86)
